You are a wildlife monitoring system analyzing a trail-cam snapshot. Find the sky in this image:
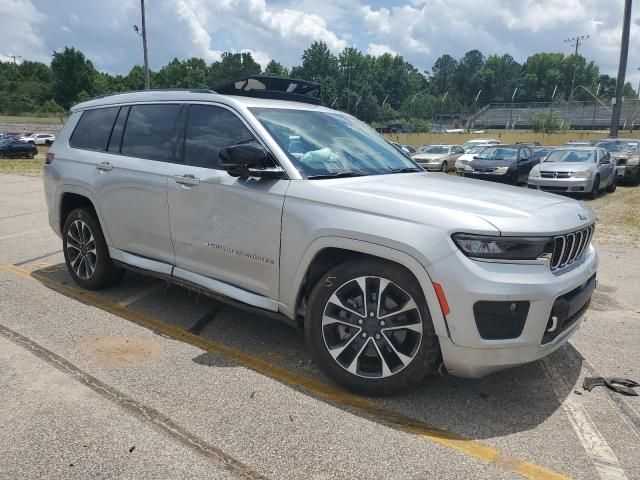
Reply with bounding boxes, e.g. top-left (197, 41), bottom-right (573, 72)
top-left (1, 0), bottom-right (639, 88)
